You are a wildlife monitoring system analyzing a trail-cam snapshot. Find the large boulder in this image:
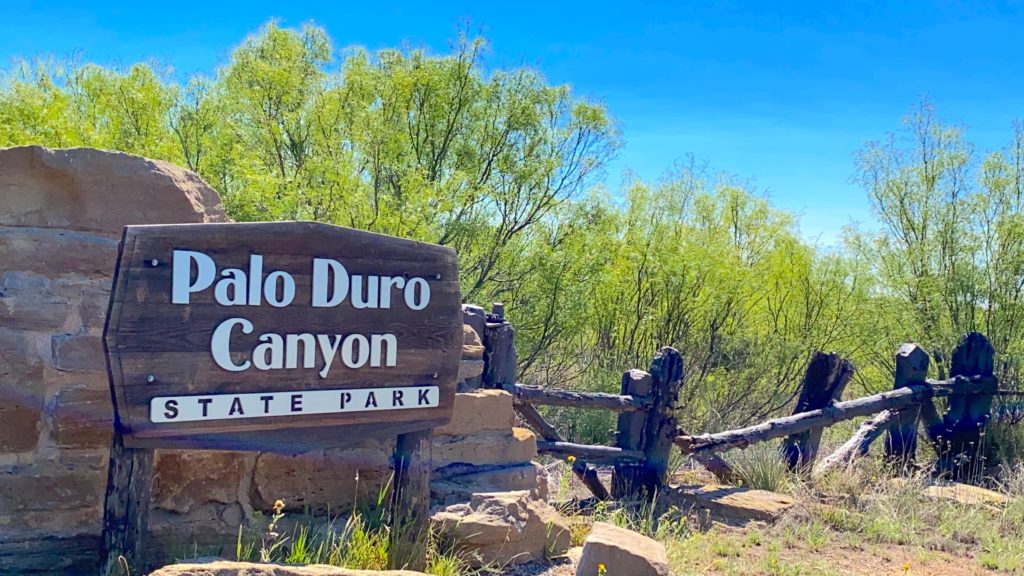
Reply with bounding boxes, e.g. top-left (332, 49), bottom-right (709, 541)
top-left (430, 490), bottom-right (570, 567)
top-left (0, 146), bottom-right (226, 236)
top-left (575, 523), bottom-right (669, 576)
top-left (149, 561), bottom-right (427, 575)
